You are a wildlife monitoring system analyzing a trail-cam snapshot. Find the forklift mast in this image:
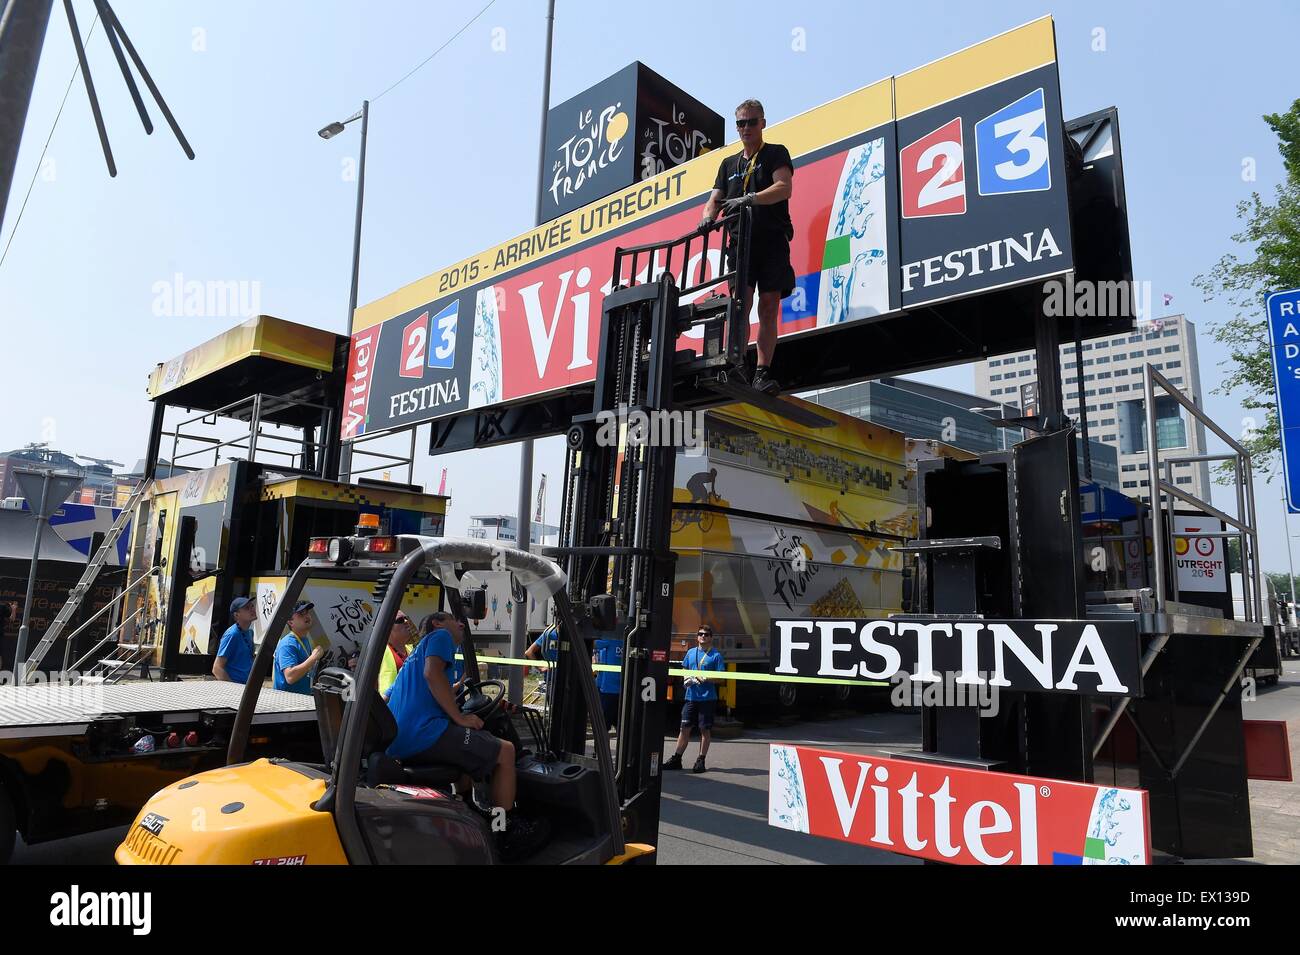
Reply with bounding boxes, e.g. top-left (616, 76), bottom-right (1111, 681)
top-left (551, 211), bottom-right (755, 846)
